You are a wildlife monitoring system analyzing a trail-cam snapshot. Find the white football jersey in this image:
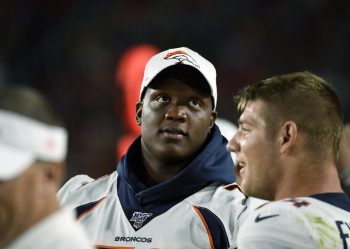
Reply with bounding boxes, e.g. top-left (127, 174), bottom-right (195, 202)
top-left (237, 193), bottom-right (350, 249)
top-left (58, 172), bottom-right (265, 249)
